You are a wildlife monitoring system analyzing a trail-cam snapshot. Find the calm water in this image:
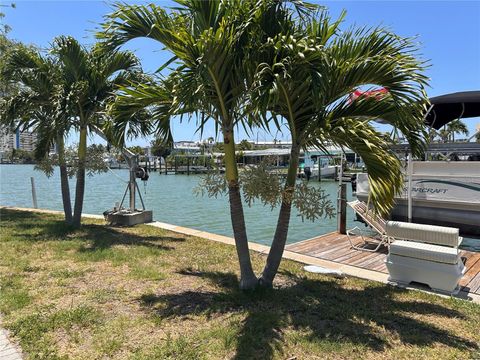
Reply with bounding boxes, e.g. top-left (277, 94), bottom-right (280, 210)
top-left (1, 164), bottom-right (478, 251)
